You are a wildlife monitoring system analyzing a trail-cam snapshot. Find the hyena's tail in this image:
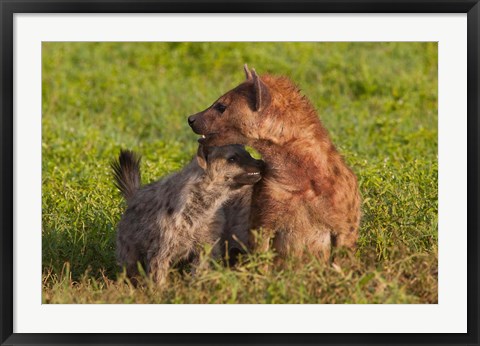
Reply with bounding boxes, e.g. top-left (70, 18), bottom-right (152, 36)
top-left (111, 149), bottom-right (142, 201)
